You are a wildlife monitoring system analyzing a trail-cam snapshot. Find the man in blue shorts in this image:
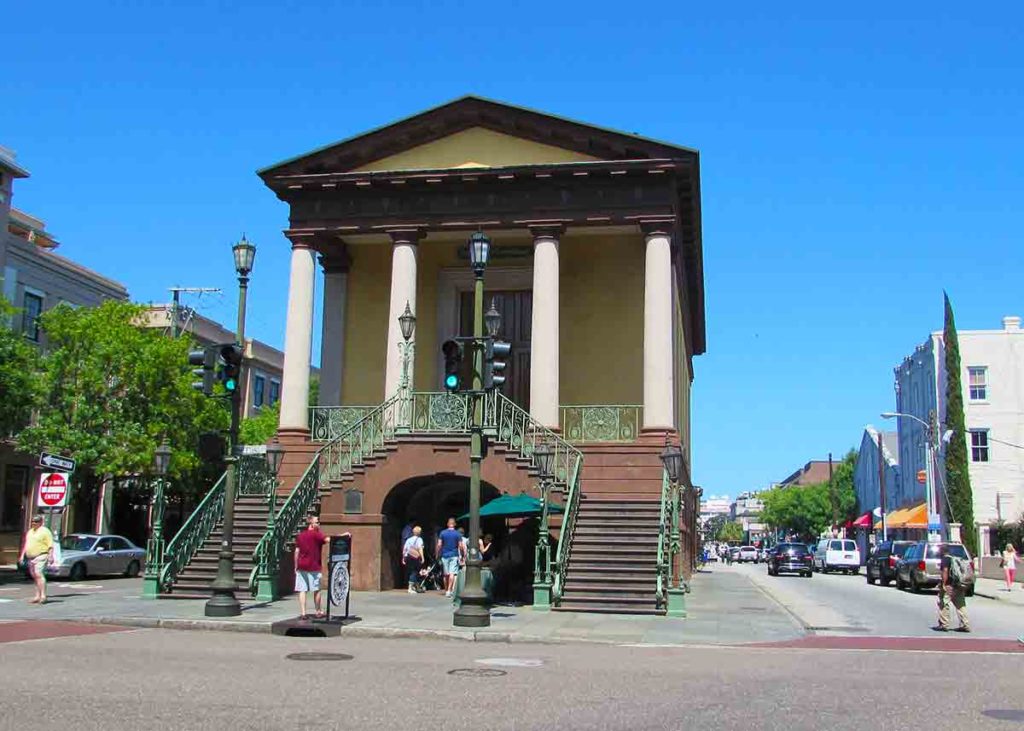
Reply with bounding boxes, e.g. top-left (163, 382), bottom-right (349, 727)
top-left (436, 517), bottom-right (466, 597)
